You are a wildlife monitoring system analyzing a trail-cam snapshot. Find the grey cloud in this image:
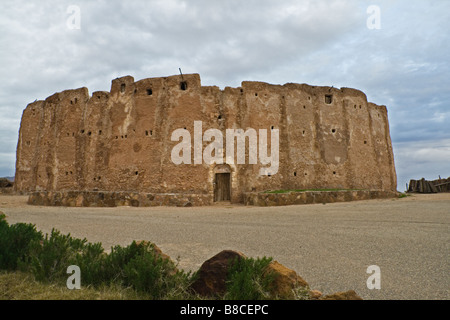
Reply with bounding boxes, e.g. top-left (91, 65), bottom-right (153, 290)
top-left (0, 0), bottom-right (449, 184)
top-left (394, 139), bottom-right (450, 191)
